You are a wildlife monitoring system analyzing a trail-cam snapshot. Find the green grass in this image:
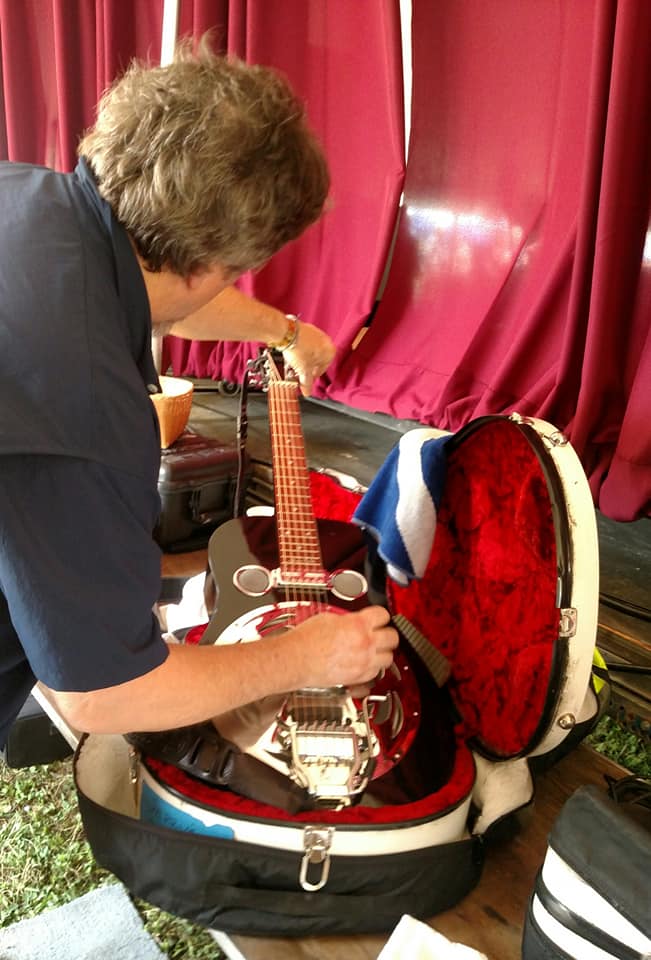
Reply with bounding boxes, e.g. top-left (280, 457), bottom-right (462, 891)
top-left (587, 713), bottom-right (651, 777)
top-left (0, 758), bottom-right (222, 958)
